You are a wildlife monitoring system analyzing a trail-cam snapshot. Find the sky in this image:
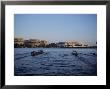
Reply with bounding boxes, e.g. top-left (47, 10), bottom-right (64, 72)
top-left (14, 14), bottom-right (97, 46)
